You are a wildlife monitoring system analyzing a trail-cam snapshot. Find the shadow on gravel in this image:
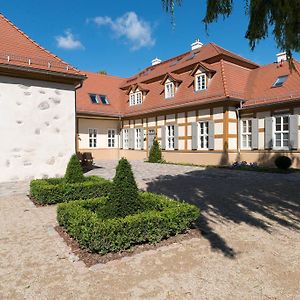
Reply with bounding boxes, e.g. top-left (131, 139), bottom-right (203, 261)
top-left (146, 169), bottom-right (300, 258)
